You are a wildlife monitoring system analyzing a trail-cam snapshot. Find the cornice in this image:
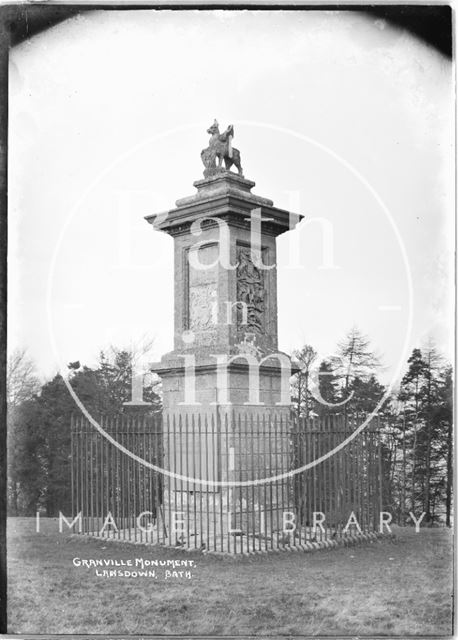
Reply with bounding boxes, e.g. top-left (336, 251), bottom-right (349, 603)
top-left (145, 194), bottom-right (299, 238)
